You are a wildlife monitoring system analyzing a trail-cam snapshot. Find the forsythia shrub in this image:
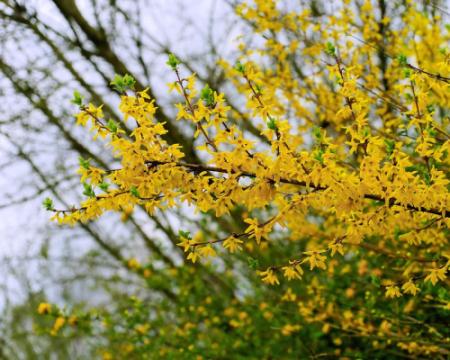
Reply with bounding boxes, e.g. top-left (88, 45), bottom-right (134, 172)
top-left (38, 0), bottom-right (449, 358)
